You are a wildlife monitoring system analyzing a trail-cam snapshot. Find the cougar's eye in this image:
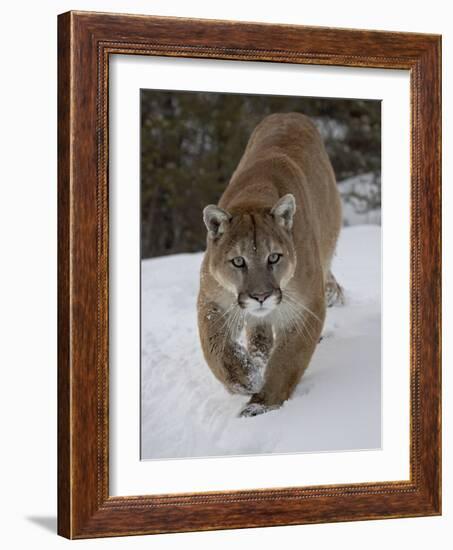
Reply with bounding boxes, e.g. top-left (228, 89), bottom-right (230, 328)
top-left (268, 253), bottom-right (282, 265)
top-left (231, 256), bottom-right (246, 268)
